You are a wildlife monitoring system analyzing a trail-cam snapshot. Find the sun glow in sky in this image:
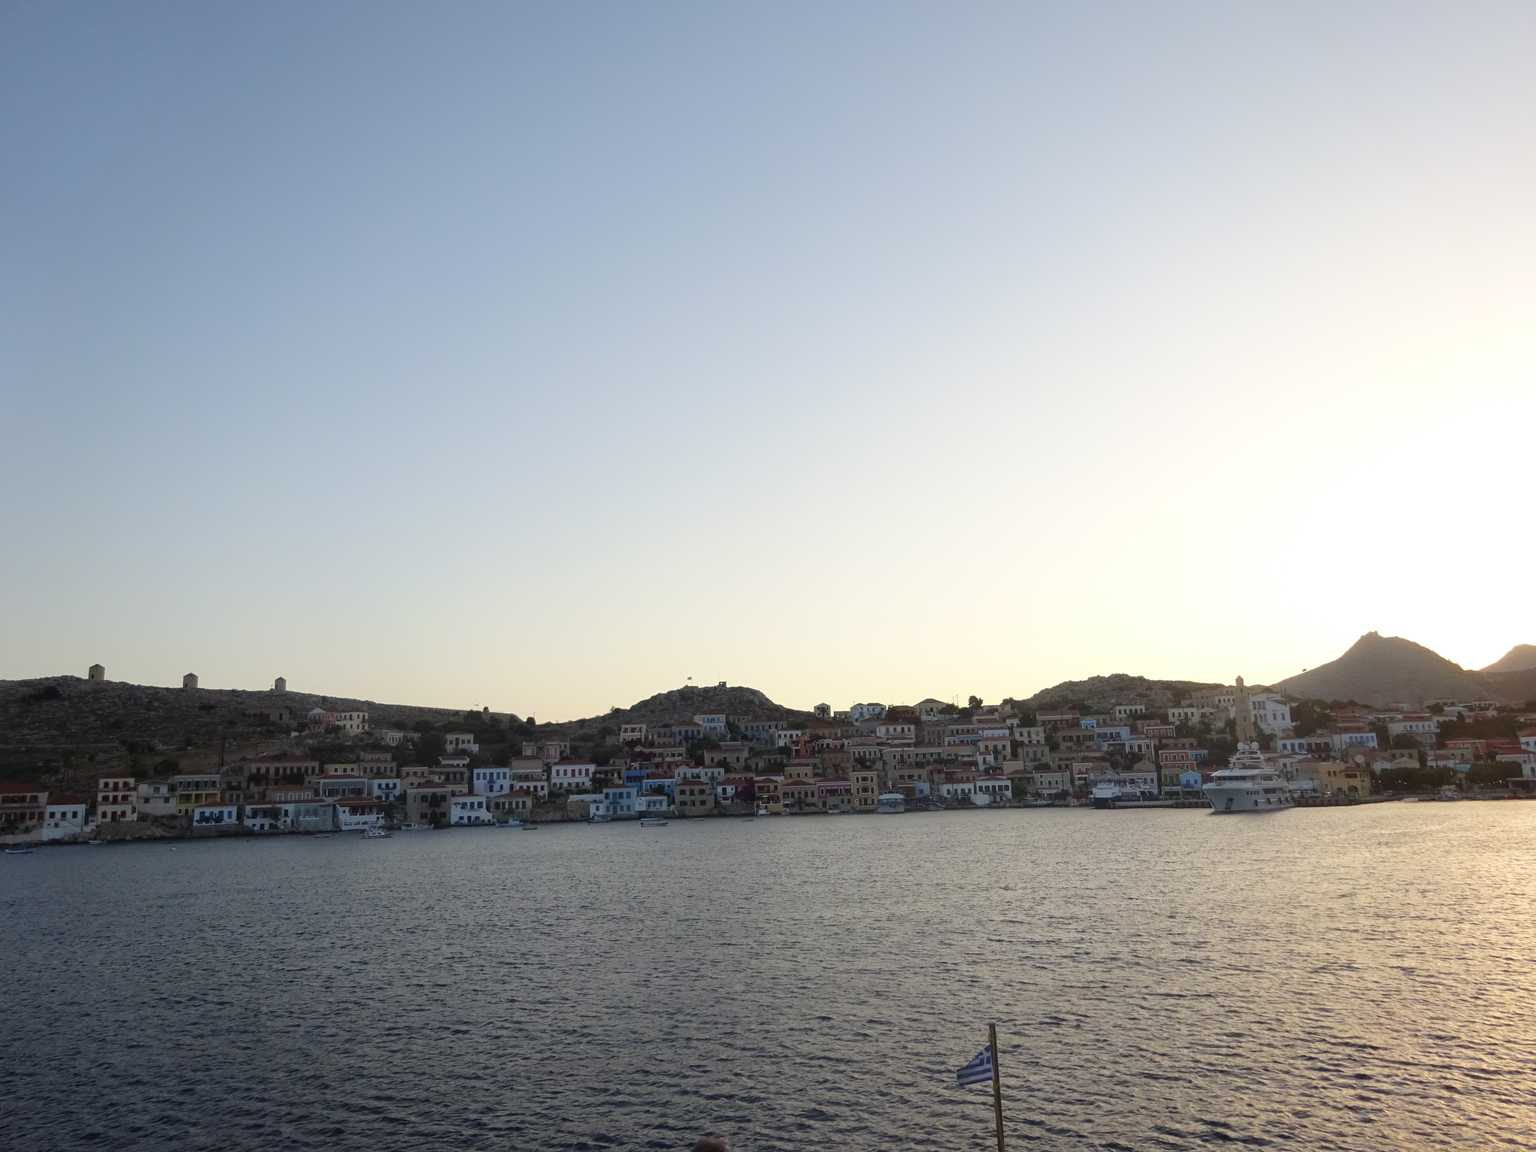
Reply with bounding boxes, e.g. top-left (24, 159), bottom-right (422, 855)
top-left (2, 2), bottom-right (1532, 719)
